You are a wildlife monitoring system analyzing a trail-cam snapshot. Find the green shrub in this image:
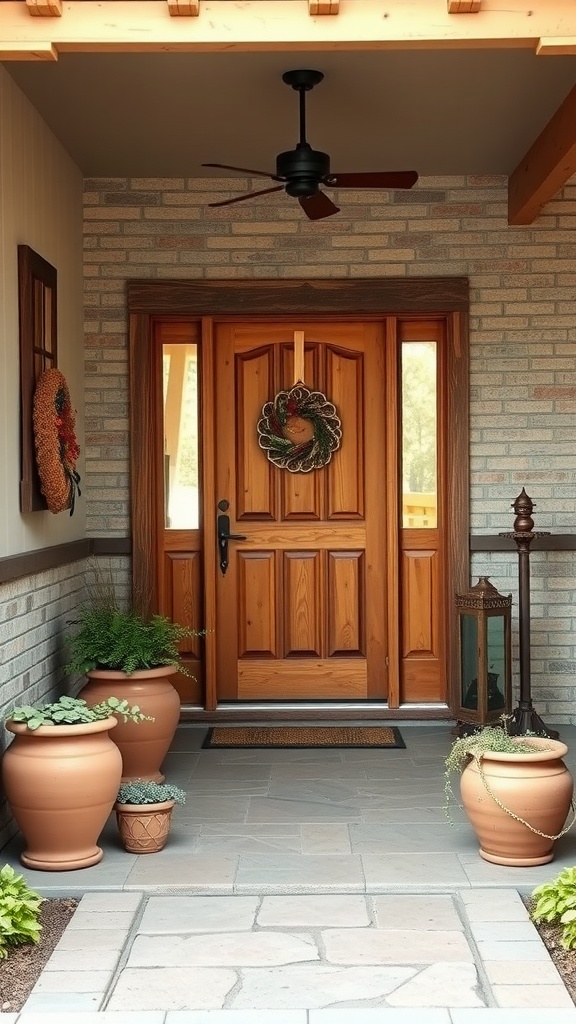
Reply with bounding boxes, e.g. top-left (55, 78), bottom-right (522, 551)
top-left (0, 865), bottom-right (43, 959)
top-left (532, 867), bottom-right (576, 950)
